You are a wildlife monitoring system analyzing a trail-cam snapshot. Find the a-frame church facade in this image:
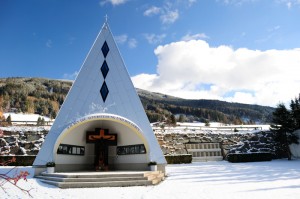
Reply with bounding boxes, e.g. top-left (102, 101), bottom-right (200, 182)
top-left (33, 22), bottom-right (166, 174)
